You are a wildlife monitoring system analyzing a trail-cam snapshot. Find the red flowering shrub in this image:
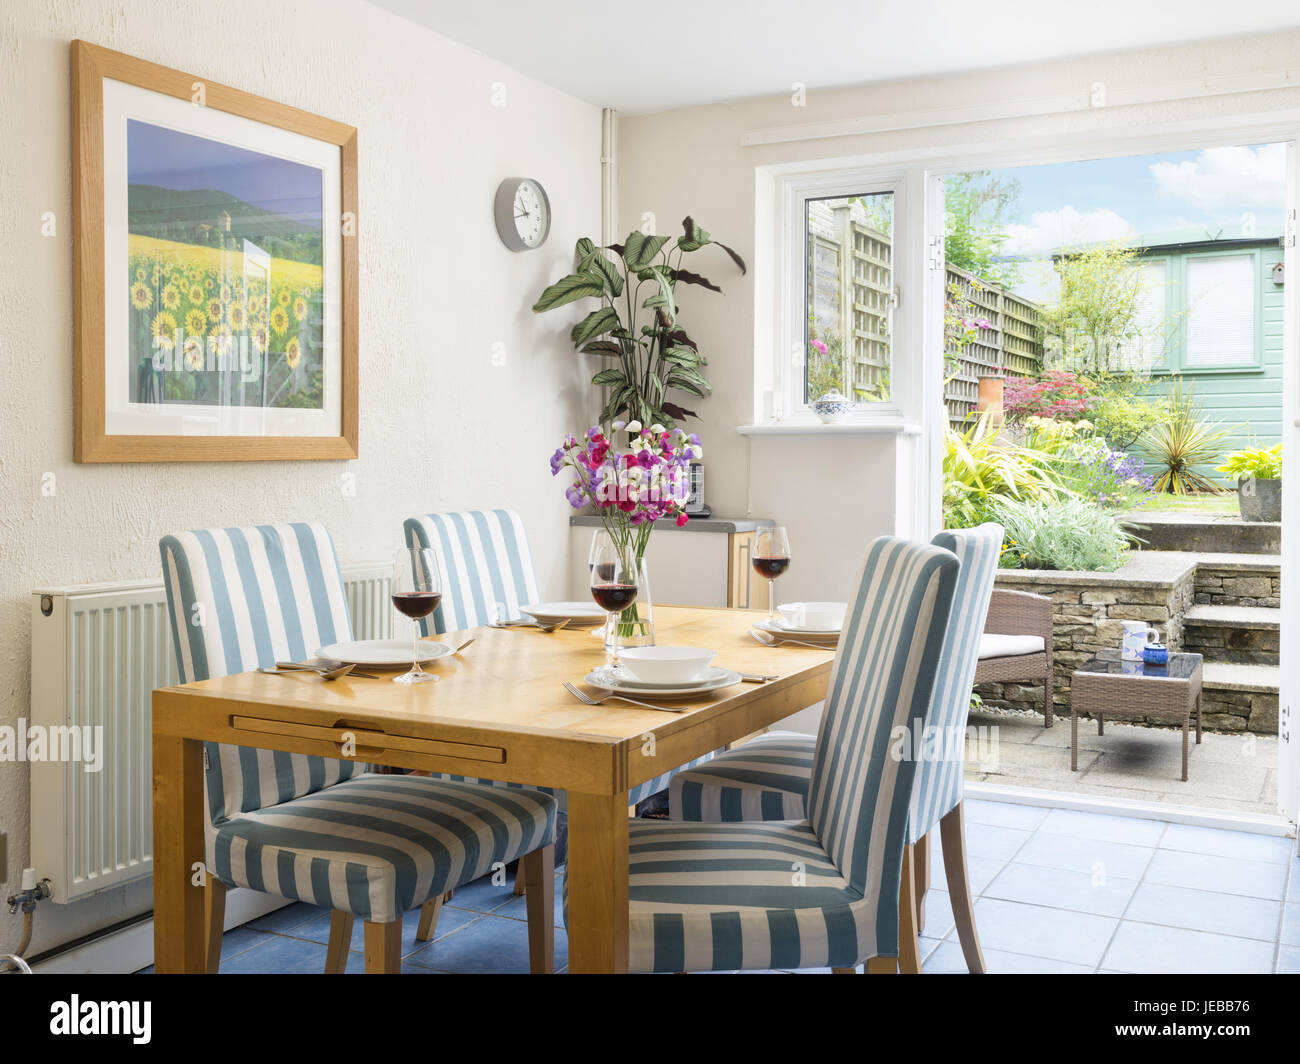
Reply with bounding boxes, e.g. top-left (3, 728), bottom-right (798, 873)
top-left (1004, 371), bottom-right (1093, 422)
